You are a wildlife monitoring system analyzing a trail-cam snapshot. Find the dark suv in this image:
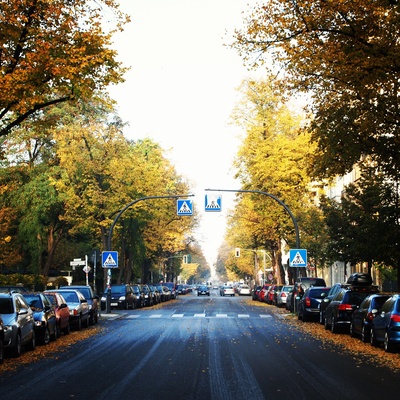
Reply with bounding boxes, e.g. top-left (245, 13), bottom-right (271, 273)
top-left (62, 285), bottom-right (99, 325)
top-left (289, 277), bottom-right (327, 313)
top-left (324, 285), bottom-right (380, 333)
